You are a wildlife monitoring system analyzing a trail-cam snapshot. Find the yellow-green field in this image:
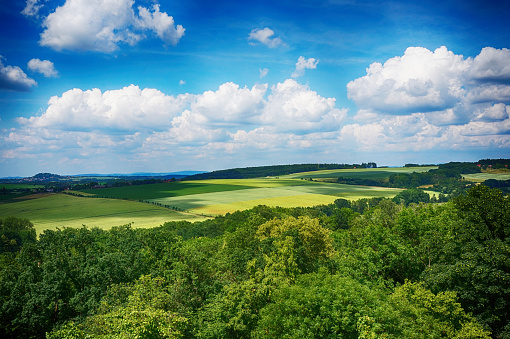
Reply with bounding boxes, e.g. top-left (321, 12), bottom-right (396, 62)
top-left (0, 194), bottom-right (206, 234)
top-left (281, 166), bottom-right (437, 180)
top-left (0, 171), bottom-right (427, 233)
top-left (462, 173), bottom-right (510, 182)
top-left (148, 180), bottom-right (403, 216)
